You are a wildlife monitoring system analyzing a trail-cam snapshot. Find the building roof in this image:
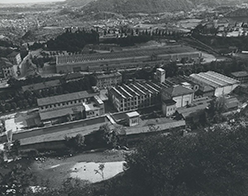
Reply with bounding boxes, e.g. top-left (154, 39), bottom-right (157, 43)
top-left (225, 97), bottom-right (239, 110)
top-left (7, 51), bottom-right (20, 58)
top-left (110, 81), bottom-right (162, 100)
top-left (0, 57), bottom-right (13, 68)
top-left (39, 105), bottom-right (84, 121)
top-left (96, 72), bottom-right (121, 80)
top-left (22, 80), bottom-right (61, 92)
top-left (163, 99), bottom-right (177, 106)
top-left (126, 111), bottom-right (139, 118)
top-left (163, 85), bottom-right (194, 97)
top-left (190, 71), bottom-right (240, 88)
top-left (64, 72), bottom-right (84, 81)
top-left (231, 71), bottom-right (248, 78)
top-left (56, 45), bottom-right (198, 65)
top-left (37, 91), bottom-right (97, 106)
